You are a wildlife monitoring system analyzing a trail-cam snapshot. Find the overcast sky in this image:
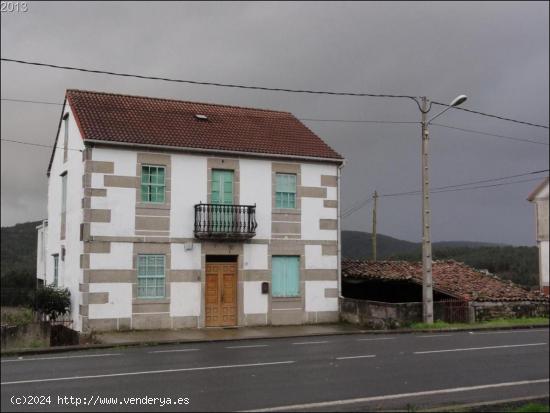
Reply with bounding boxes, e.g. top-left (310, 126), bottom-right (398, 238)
top-left (1, 1), bottom-right (548, 245)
